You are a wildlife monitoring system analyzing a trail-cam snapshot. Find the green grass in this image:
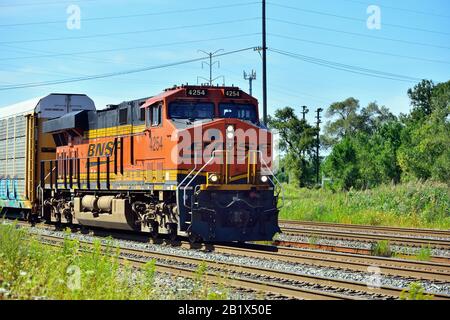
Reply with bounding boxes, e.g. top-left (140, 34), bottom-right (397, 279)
top-left (0, 223), bottom-right (228, 300)
top-left (415, 245), bottom-right (432, 261)
top-left (371, 240), bottom-right (392, 257)
top-left (400, 282), bottom-right (434, 300)
top-left (279, 181), bottom-right (450, 229)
